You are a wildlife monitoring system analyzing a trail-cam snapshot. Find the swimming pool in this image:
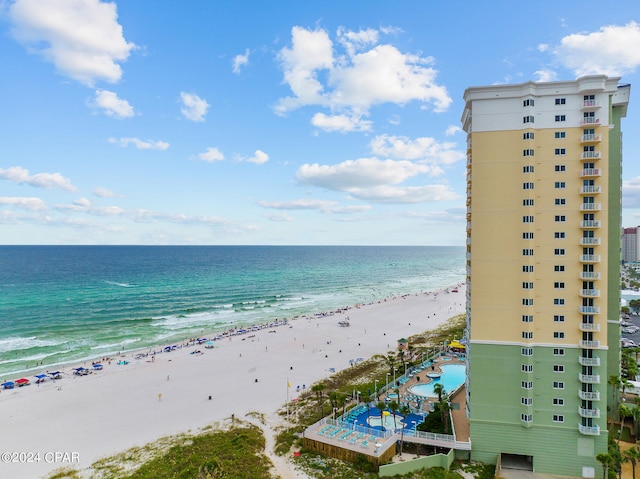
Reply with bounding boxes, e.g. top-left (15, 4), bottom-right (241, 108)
top-left (409, 364), bottom-right (466, 398)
